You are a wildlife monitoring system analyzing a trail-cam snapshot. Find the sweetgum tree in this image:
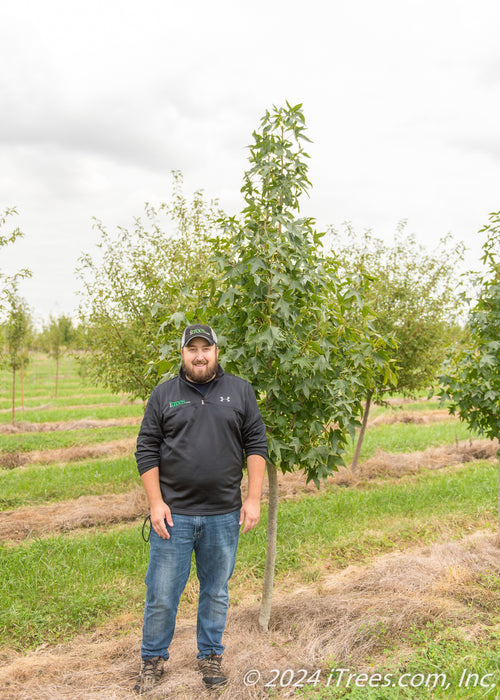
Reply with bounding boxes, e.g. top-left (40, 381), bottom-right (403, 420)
top-left (440, 211), bottom-right (500, 542)
top-left (203, 103), bottom-right (393, 629)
